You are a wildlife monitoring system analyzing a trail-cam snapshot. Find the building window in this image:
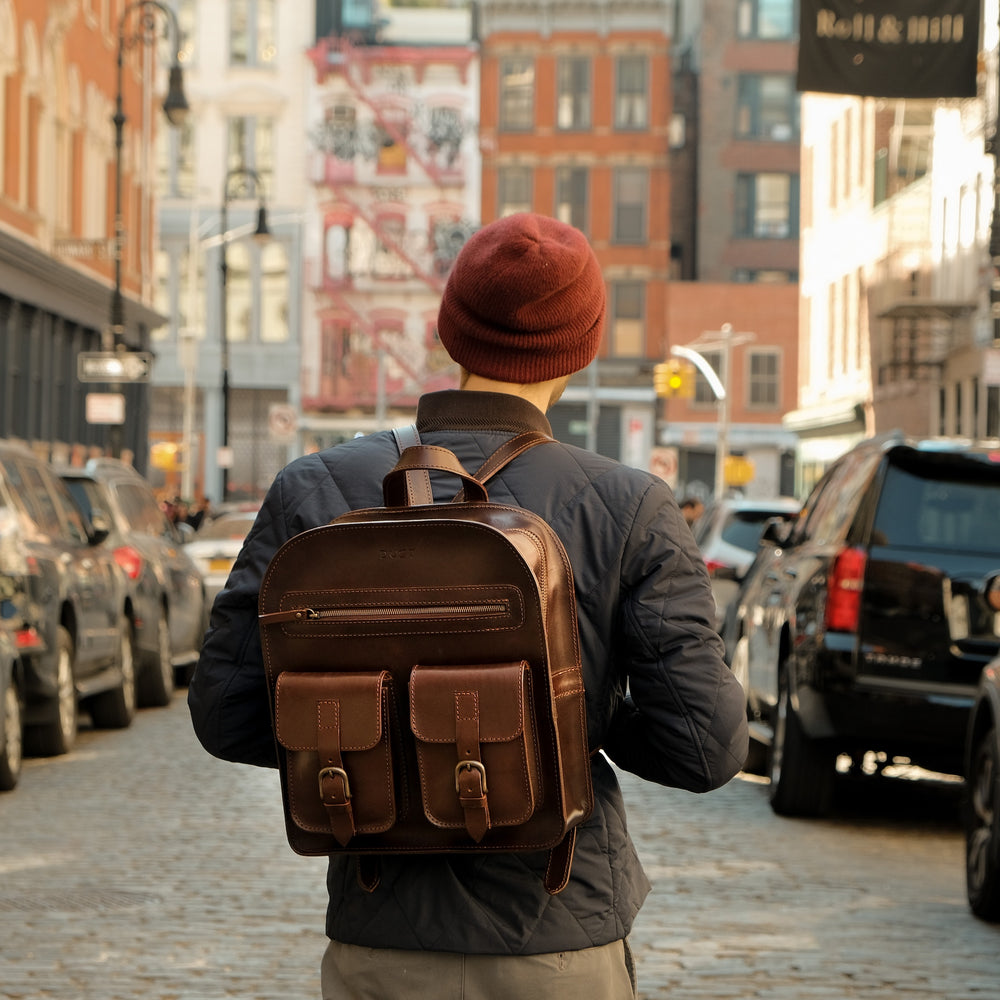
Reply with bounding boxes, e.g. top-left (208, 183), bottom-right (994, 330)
top-left (694, 350), bottom-right (722, 405)
top-left (157, 119), bottom-right (195, 199)
top-left (987, 385), bottom-right (999, 438)
top-left (498, 166), bottom-right (532, 216)
top-left (372, 213), bottom-right (408, 280)
top-left (500, 57), bottom-right (534, 132)
top-left (734, 172), bottom-right (799, 238)
top-left (230, 0), bottom-right (277, 68)
top-left (736, 0), bottom-right (797, 39)
top-left (736, 75), bottom-right (798, 141)
top-left (226, 242), bottom-right (253, 342)
top-left (613, 168), bottom-right (647, 244)
top-left (732, 267), bottom-right (798, 283)
top-left (177, 0), bottom-right (197, 65)
top-left (748, 350), bottom-right (780, 408)
top-left (556, 56), bottom-right (590, 130)
top-left (260, 241), bottom-right (289, 343)
top-left (375, 109), bottom-right (408, 175)
top-left (609, 282), bottom-right (643, 357)
top-left (227, 116), bottom-right (274, 192)
top-left (615, 54), bottom-right (648, 130)
top-left (555, 167), bottom-right (588, 233)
